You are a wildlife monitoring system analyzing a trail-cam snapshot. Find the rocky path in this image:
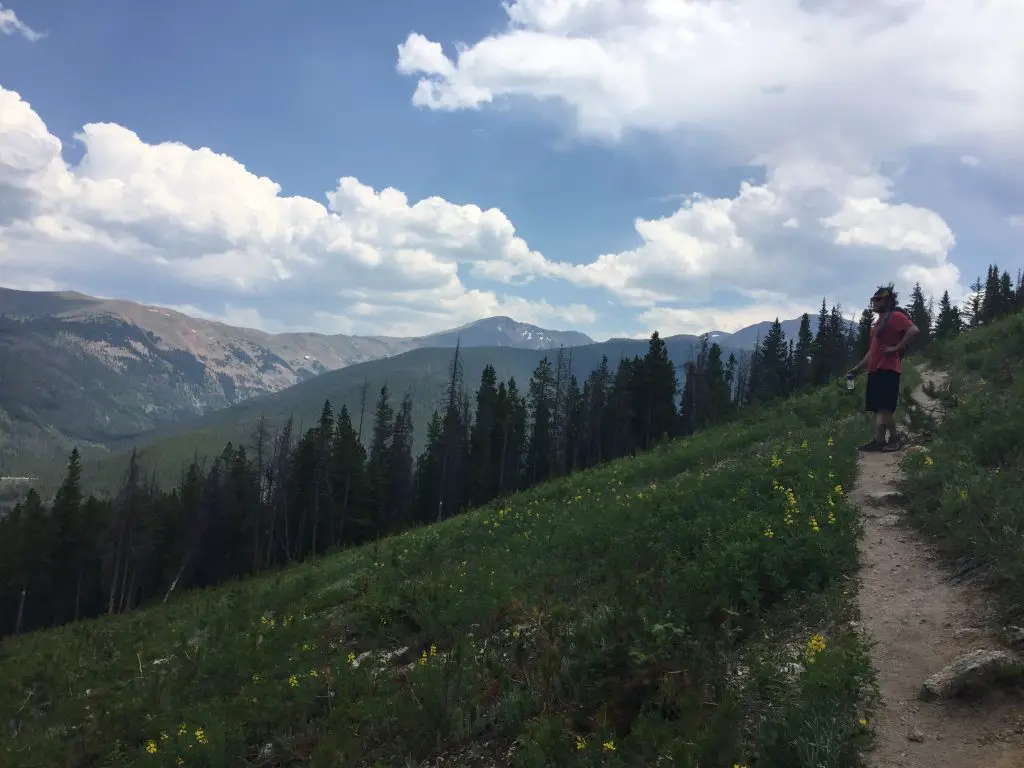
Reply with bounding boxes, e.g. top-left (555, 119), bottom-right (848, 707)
top-left (852, 366), bottom-right (1024, 767)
